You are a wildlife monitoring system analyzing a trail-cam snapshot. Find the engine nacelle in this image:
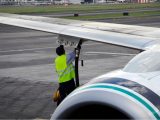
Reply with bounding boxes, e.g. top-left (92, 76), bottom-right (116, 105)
top-left (51, 77), bottom-right (160, 119)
